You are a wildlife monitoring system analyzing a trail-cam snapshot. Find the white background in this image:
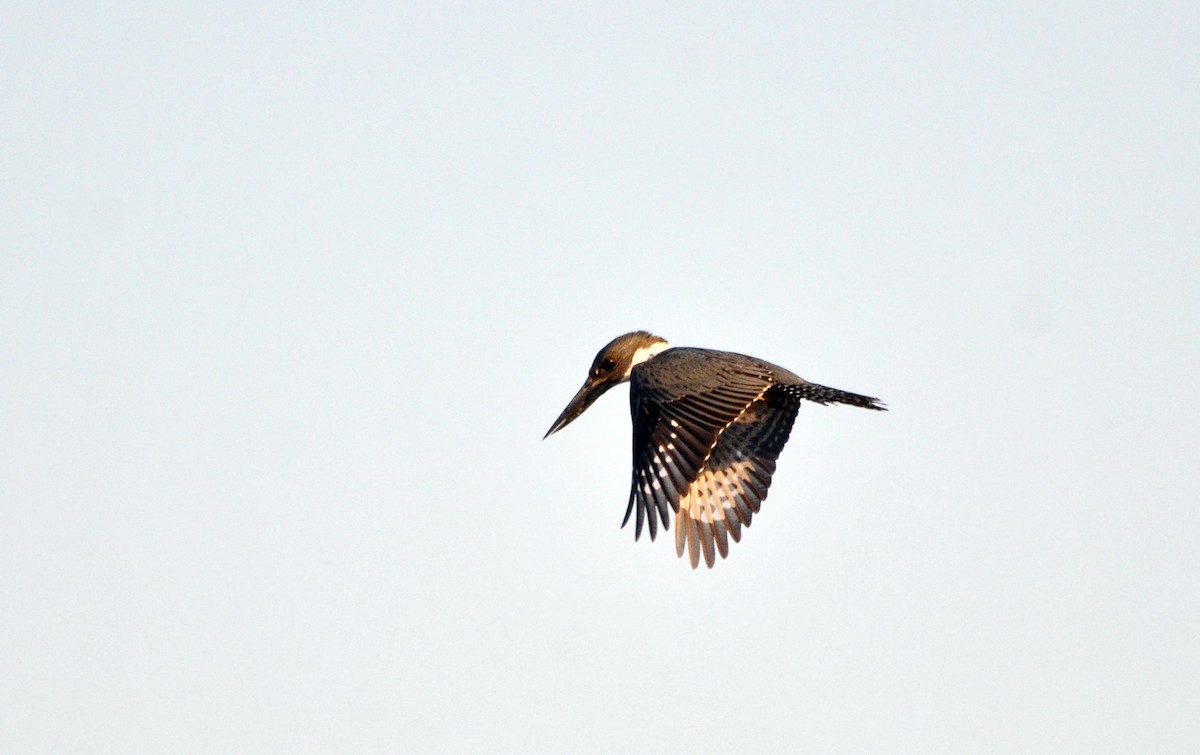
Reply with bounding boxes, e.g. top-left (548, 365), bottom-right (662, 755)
top-left (3, 3), bottom-right (1197, 752)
